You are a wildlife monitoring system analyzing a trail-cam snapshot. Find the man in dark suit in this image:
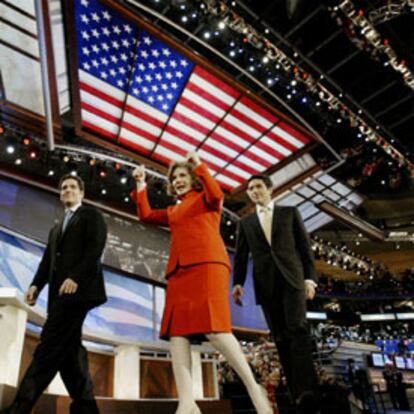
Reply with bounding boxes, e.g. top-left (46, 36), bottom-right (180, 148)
top-left (233, 174), bottom-right (319, 413)
top-left (2, 174), bottom-right (107, 414)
